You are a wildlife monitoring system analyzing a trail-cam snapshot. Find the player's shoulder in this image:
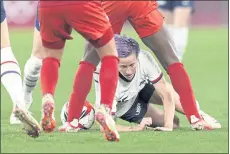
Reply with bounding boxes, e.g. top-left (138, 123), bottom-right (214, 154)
top-left (138, 50), bottom-right (157, 65)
